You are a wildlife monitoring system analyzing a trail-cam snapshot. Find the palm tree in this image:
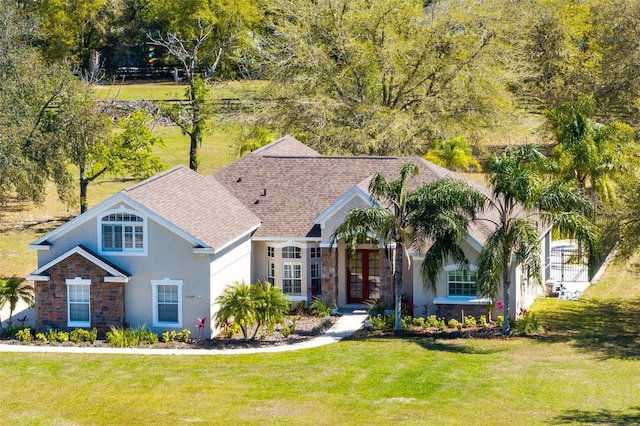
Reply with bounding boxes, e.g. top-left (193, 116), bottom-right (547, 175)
top-left (424, 137), bottom-right (481, 172)
top-left (0, 275), bottom-right (34, 329)
top-left (331, 162), bottom-right (484, 331)
top-left (476, 146), bottom-right (598, 334)
top-left (250, 280), bottom-right (290, 339)
top-left (214, 281), bottom-right (255, 340)
top-left (546, 96), bottom-right (636, 207)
